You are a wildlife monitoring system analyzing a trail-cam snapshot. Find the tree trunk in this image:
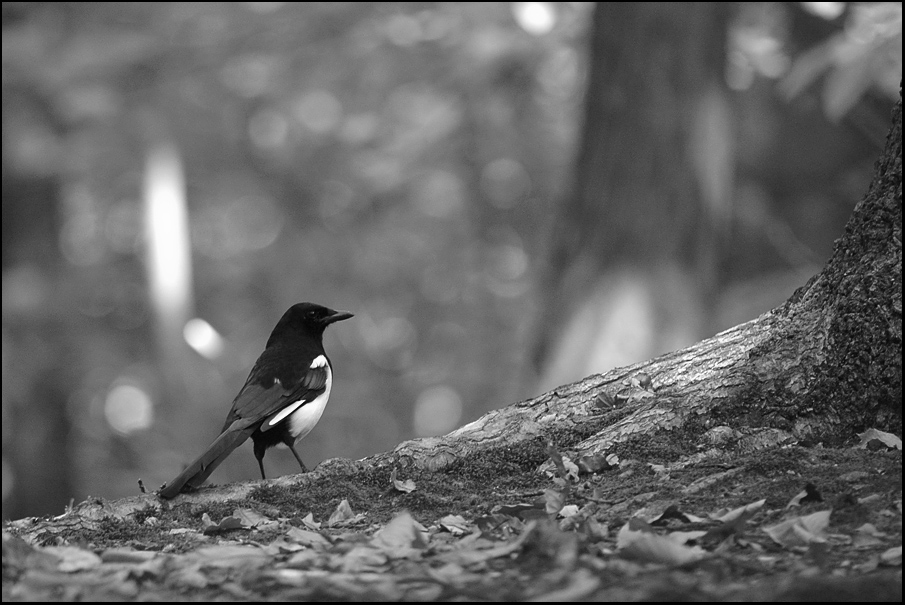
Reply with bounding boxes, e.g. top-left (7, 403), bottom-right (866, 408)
top-left (533, 3), bottom-right (734, 392)
top-left (388, 94), bottom-right (901, 472)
